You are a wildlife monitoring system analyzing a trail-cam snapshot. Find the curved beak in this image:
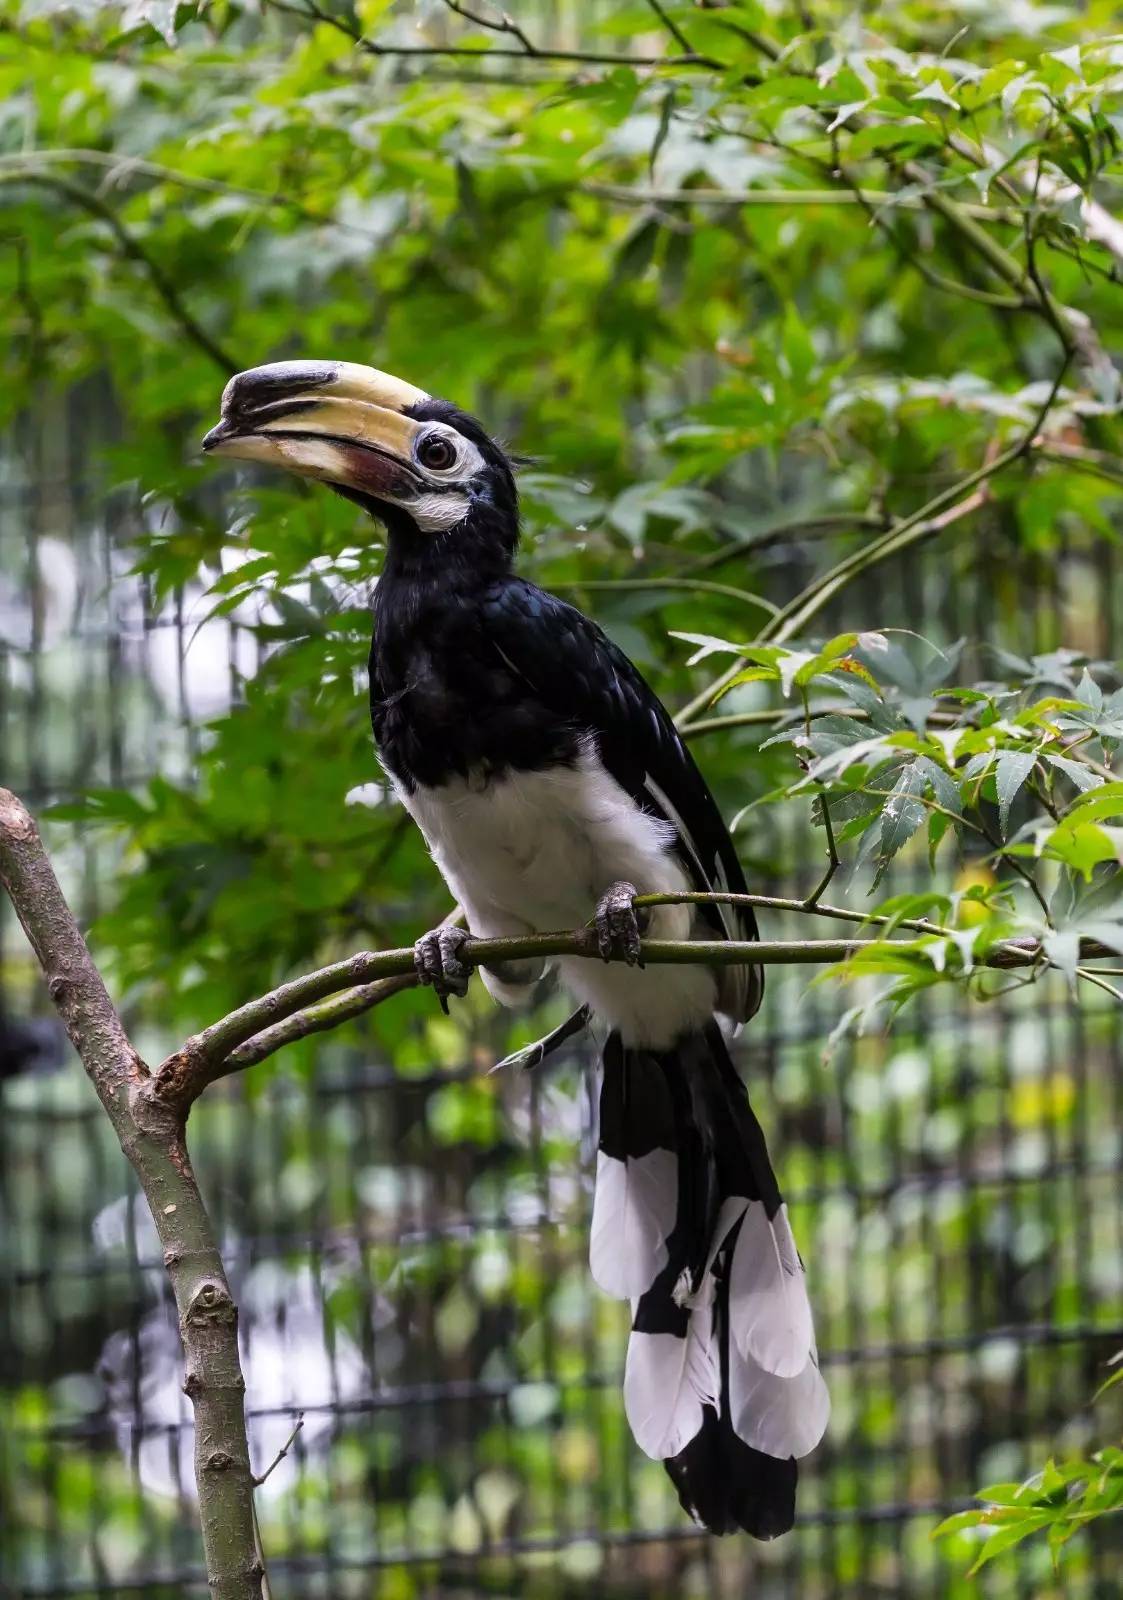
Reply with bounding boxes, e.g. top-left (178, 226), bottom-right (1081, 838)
top-left (202, 359), bottom-right (431, 498)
